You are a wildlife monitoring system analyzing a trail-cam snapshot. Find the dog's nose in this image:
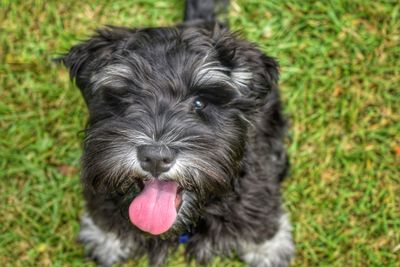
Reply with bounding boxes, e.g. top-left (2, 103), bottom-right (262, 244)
top-left (137, 145), bottom-right (176, 177)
